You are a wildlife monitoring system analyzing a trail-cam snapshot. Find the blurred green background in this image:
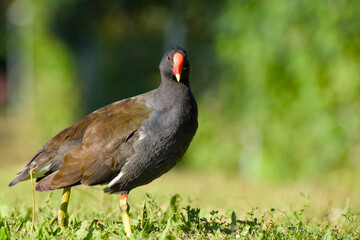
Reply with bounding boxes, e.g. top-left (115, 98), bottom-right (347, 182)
top-left (1, 0), bottom-right (360, 213)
